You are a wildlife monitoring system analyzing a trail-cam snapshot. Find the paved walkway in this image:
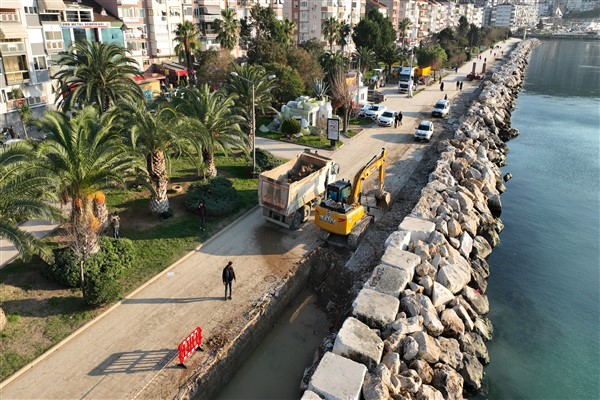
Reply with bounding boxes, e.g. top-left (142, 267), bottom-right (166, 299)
top-left (0, 39), bottom-right (519, 398)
